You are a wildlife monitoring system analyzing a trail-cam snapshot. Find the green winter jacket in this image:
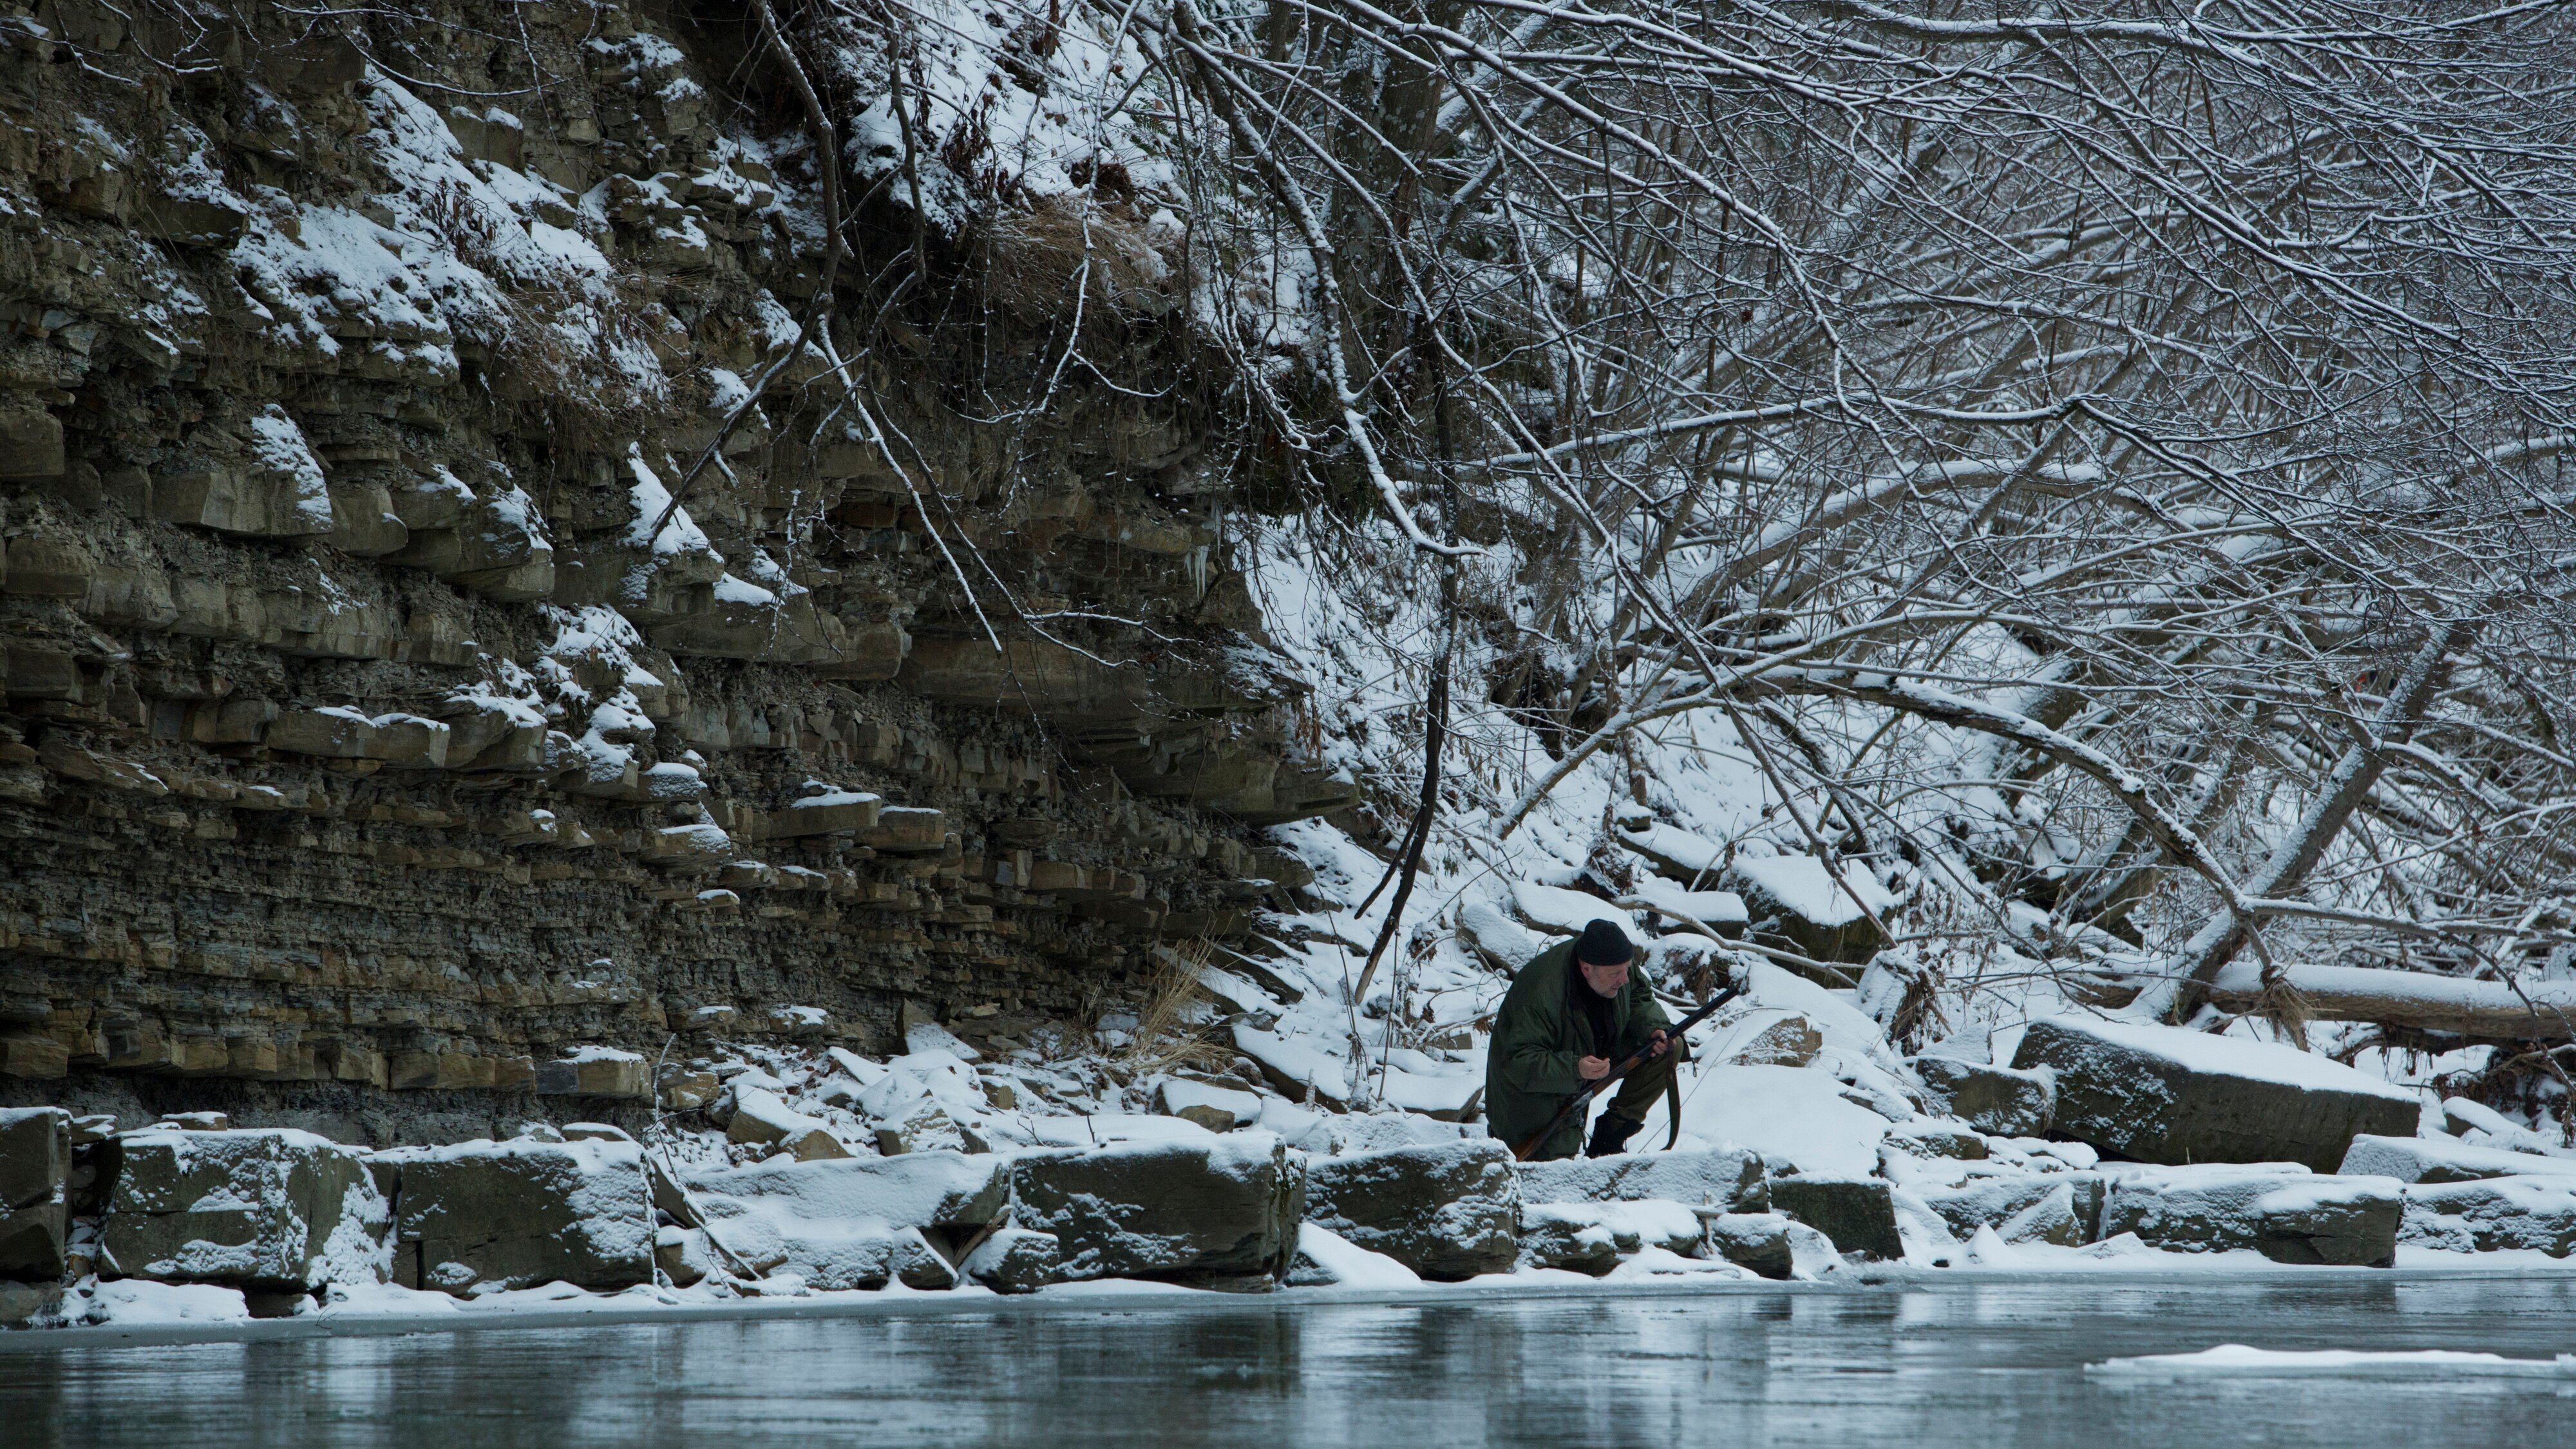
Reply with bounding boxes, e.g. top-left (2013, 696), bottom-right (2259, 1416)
top-left (1483, 938), bottom-right (1671, 1160)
